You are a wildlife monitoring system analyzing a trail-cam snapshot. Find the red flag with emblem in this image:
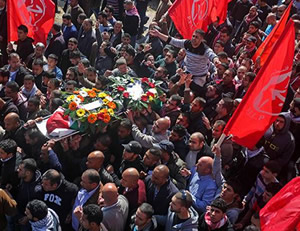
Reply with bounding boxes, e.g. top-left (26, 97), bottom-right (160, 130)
top-left (7, 0), bottom-right (55, 45)
top-left (223, 20), bottom-right (295, 149)
top-left (260, 177), bottom-right (300, 231)
top-left (252, 1), bottom-right (292, 67)
top-left (168, 0), bottom-right (229, 39)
